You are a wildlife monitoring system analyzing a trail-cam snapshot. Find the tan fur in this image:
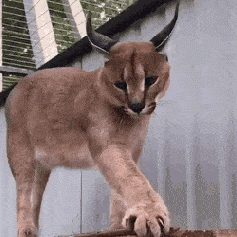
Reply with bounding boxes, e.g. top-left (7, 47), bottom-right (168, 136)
top-left (6, 41), bottom-right (170, 237)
